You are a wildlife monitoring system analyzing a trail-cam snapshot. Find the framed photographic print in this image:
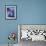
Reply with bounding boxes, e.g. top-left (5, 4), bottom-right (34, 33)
top-left (5, 5), bottom-right (17, 20)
